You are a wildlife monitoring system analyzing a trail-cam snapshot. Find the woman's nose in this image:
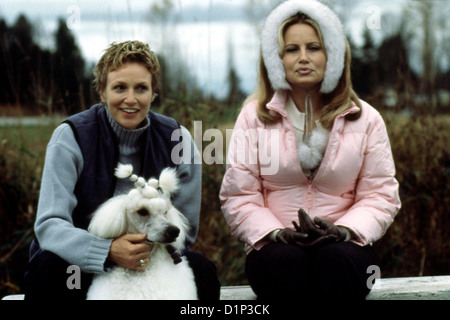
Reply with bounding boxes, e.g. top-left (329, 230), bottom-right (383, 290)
top-left (124, 90), bottom-right (137, 104)
top-left (298, 49), bottom-right (309, 64)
